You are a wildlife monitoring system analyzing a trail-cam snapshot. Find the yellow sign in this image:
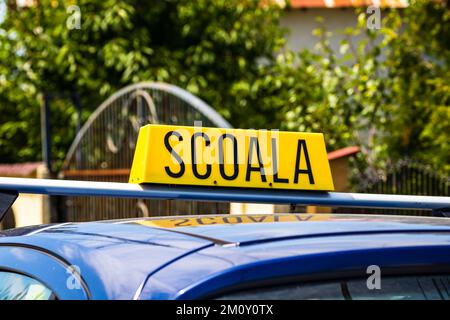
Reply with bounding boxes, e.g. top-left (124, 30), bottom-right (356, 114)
top-left (129, 124), bottom-right (334, 191)
top-left (134, 214), bottom-right (332, 228)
